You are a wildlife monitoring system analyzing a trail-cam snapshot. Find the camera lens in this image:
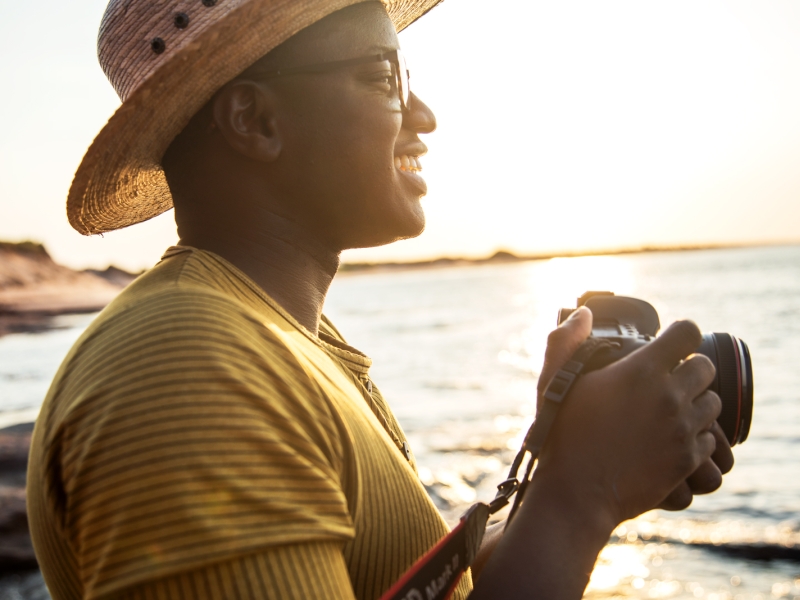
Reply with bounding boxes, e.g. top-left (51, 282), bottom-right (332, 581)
top-left (696, 333), bottom-right (753, 446)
